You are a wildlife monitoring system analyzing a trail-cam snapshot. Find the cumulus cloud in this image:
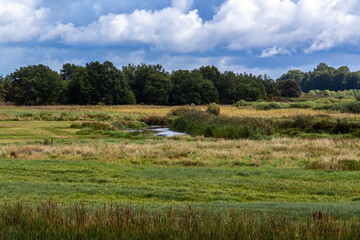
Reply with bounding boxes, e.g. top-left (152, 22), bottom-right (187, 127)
top-left (0, 0), bottom-right (51, 42)
top-left (57, 6), bottom-right (205, 52)
top-left (2, 0), bottom-right (360, 55)
top-left (260, 47), bottom-right (292, 58)
top-left (171, 0), bottom-right (194, 12)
